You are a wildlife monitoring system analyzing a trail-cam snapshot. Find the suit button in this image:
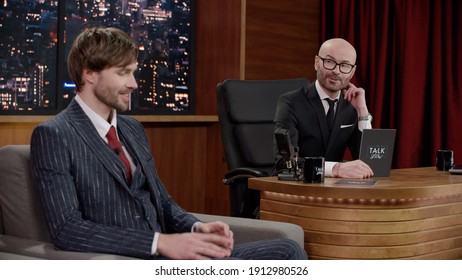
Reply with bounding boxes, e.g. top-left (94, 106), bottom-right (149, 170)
top-left (134, 215), bottom-right (141, 220)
